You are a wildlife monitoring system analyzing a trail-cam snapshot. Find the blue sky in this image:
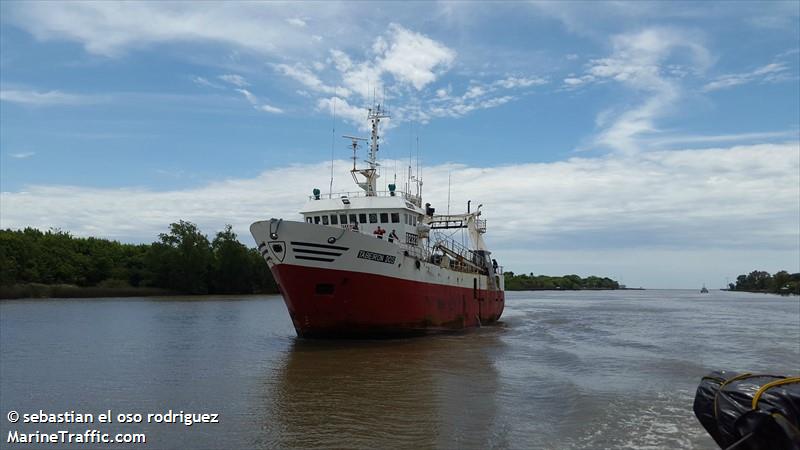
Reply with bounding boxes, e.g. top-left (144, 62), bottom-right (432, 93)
top-left (1, 1), bottom-right (798, 288)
